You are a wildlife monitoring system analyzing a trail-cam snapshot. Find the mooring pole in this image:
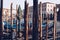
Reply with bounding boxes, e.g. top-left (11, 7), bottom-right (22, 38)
top-left (16, 5), bottom-right (18, 40)
top-left (6, 10), bottom-right (8, 33)
top-left (53, 7), bottom-right (57, 40)
top-left (46, 13), bottom-right (49, 40)
top-left (2, 8), bottom-right (4, 32)
top-left (24, 0), bottom-right (29, 40)
top-left (32, 0), bottom-right (38, 40)
top-left (11, 3), bottom-right (13, 29)
top-left (0, 0), bottom-right (3, 39)
top-left (39, 2), bottom-right (42, 40)
top-left (25, 3), bottom-right (29, 40)
top-left (10, 3), bottom-right (13, 40)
